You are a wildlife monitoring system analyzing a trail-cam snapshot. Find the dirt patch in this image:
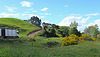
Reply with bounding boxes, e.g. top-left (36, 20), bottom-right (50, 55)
top-left (27, 30), bottom-right (44, 37)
